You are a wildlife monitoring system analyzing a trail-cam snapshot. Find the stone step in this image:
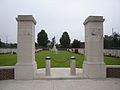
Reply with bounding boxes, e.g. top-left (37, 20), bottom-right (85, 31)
top-left (35, 68), bottom-right (87, 80)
